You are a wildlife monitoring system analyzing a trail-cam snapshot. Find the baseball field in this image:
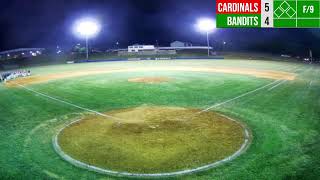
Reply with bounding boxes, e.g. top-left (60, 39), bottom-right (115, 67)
top-left (0, 59), bottom-right (319, 179)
